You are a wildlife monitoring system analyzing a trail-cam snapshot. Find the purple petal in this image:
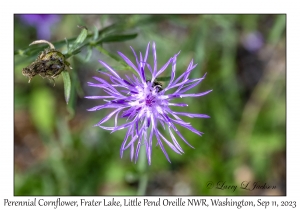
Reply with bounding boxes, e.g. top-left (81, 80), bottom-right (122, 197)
top-left (117, 51), bottom-right (139, 73)
top-left (171, 124), bottom-right (194, 149)
top-left (179, 123), bottom-right (204, 136)
top-left (153, 57), bottom-right (173, 81)
top-left (93, 77), bottom-right (120, 93)
top-left (125, 75), bottom-right (135, 84)
top-left (122, 79), bottom-right (134, 87)
top-left (172, 112), bottom-right (210, 118)
top-left (144, 42), bottom-right (150, 64)
top-left (158, 119), bottom-right (166, 130)
top-left (146, 63), bottom-right (153, 75)
top-left (168, 103), bottom-right (188, 107)
top-left (172, 60), bottom-right (197, 86)
top-left (111, 121), bottom-right (135, 133)
top-left (120, 127), bottom-right (133, 158)
top-left (166, 51), bottom-right (180, 89)
top-left (130, 46), bottom-right (139, 68)
top-left (160, 94), bottom-right (180, 100)
top-left (124, 134), bottom-right (139, 150)
top-left (135, 135), bottom-right (143, 163)
top-left (175, 78), bottom-right (204, 94)
top-left (165, 79), bottom-right (189, 91)
top-left (99, 60), bottom-right (121, 79)
top-left (87, 103), bottom-right (118, 111)
top-left (85, 96), bottom-right (115, 99)
top-left (115, 110), bottom-right (120, 126)
top-left (179, 90), bottom-right (213, 98)
top-left (155, 131), bottom-right (171, 163)
top-left (140, 66), bottom-right (146, 82)
top-left (152, 42), bottom-right (157, 77)
top-left (158, 131), bottom-right (182, 155)
top-left (98, 71), bottom-right (121, 83)
top-left (168, 127), bottom-right (184, 153)
top-left (95, 107), bottom-right (124, 126)
top-left (130, 143), bottom-right (135, 161)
